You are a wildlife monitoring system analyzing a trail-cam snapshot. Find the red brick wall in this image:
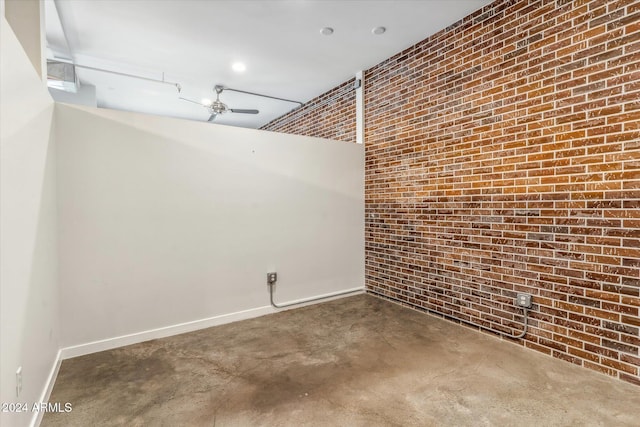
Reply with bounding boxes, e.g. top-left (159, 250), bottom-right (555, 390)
top-left (269, 0), bottom-right (640, 385)
top-left (260, 79), bottom-right (356, 142)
